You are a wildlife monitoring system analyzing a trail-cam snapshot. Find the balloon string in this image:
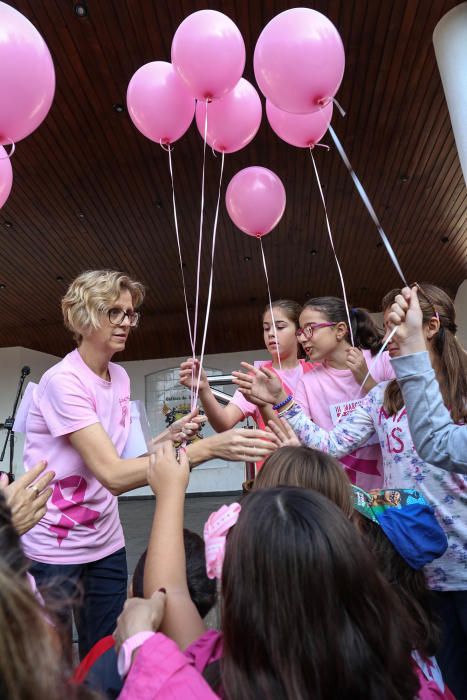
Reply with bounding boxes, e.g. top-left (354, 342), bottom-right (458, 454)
top-left (310, 149), bottom-right (354, 347)
top-left (167, 145), bottom-right (195, 356)
top-left (332, 97), bottom-right (346, 117)
top-left (194, 151), bottom-right (225, 406)
top-left (0, 140), bottom-right (15, 159)
top-left (191, 99), bottom-right (209, 410)
top-left (355, 327), bottom-right (397, 398)
top-left (328, 125), bottom-right (408, 286)
top-left (259, 237), bottom-right (282, 372)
